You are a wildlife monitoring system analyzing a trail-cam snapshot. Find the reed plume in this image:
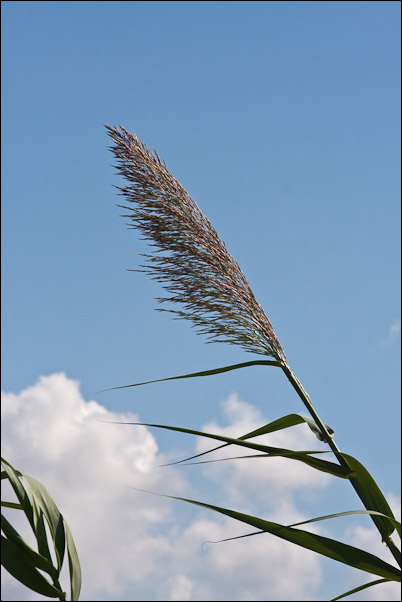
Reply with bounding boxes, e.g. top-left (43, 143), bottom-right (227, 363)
top-left (106, 125), bottom-right (285, 361)
top-left (105, 126), bottom-right (402, 584)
